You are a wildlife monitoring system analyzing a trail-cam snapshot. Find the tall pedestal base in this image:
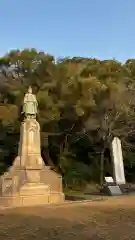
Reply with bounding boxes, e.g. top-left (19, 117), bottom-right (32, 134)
top-left (0, 119), bottom-right (64, 207)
